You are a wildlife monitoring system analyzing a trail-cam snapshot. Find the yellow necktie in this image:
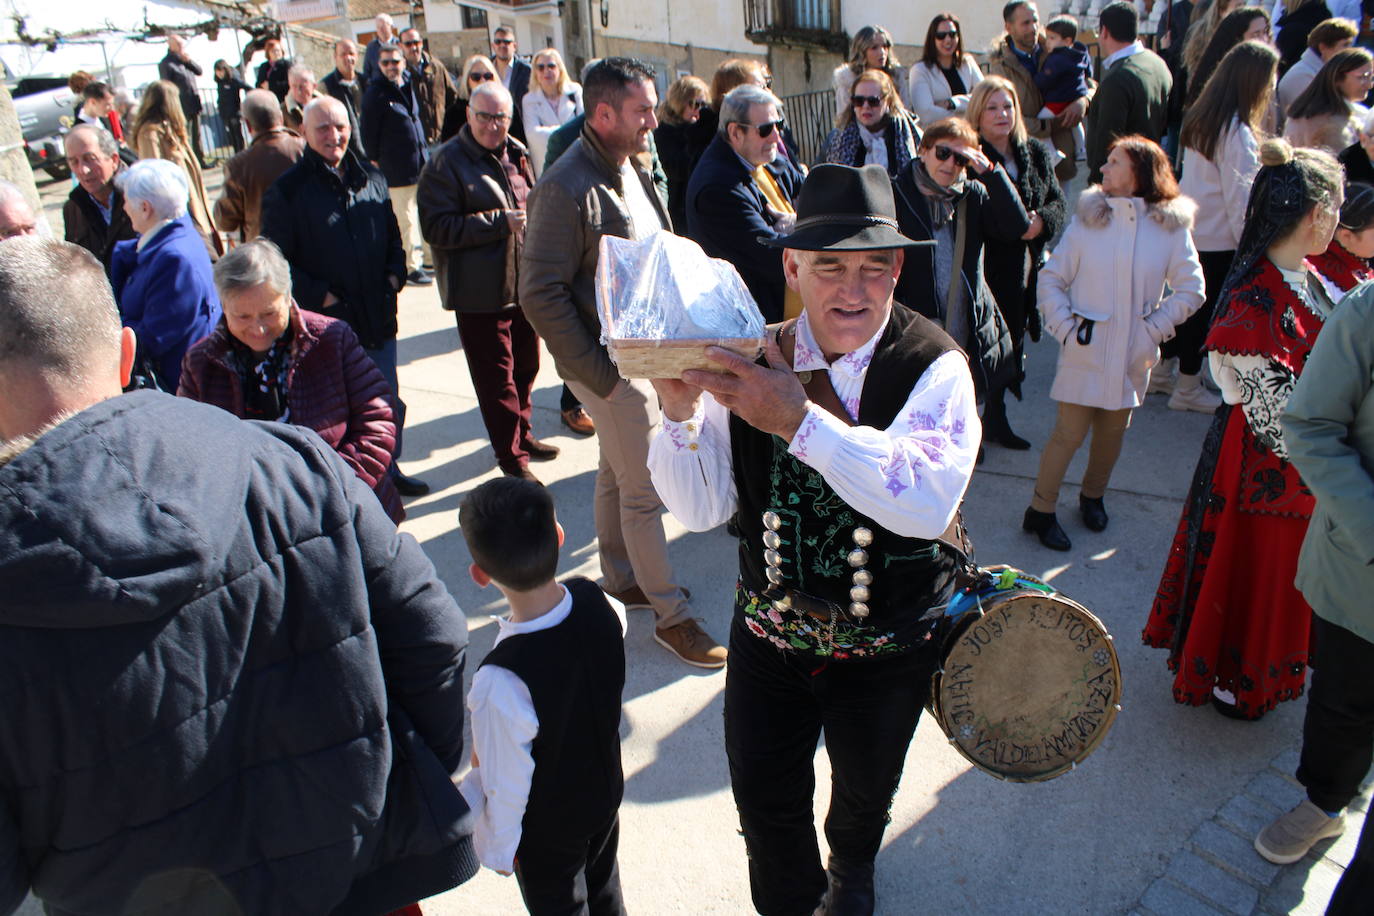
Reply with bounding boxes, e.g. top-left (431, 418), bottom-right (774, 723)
top-left (752, 166), bottom-right (804, 320)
